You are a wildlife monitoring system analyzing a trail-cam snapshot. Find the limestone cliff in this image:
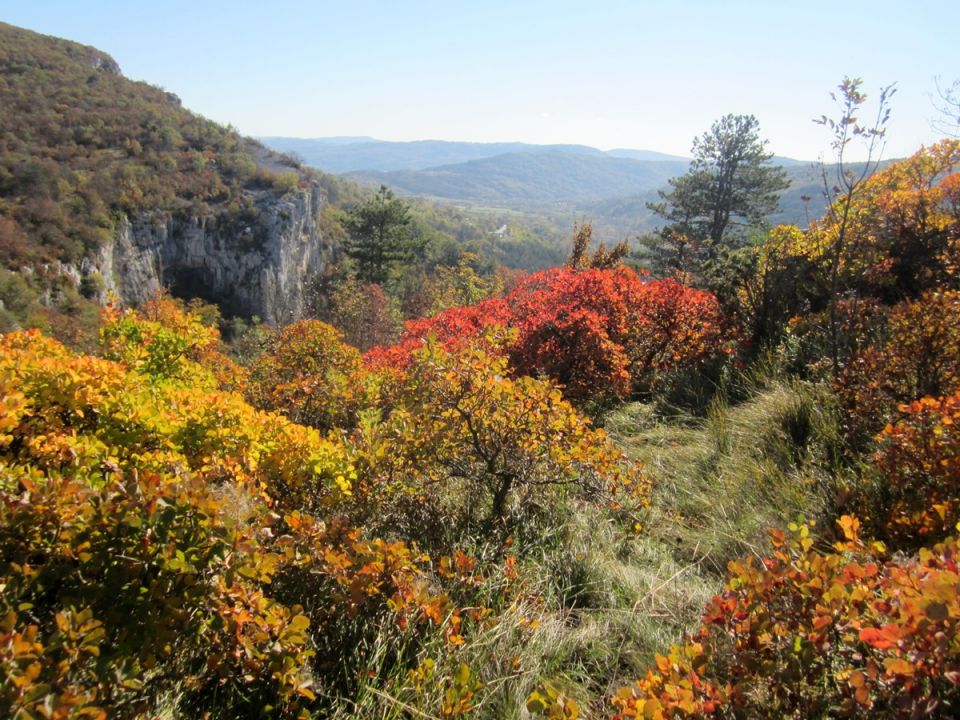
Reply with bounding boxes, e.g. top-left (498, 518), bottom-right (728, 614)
top-left (92, 180), bottom-right (330, 325)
